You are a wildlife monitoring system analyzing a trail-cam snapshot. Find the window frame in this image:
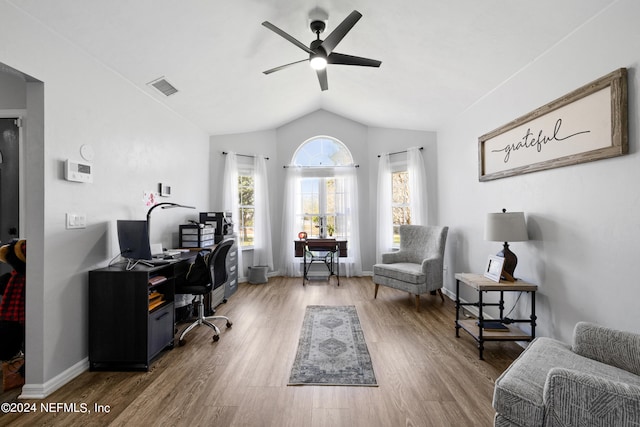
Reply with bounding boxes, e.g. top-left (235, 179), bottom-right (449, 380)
top-left (292, 136), bottom-right (354, 240)
top-left (390, 156), bottom-right (410, 247)
top-left (298, 176), bottom-right (347, 239)
top-left (237, 162), bottom-right (255, 249)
